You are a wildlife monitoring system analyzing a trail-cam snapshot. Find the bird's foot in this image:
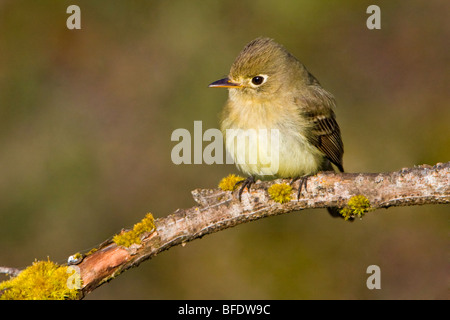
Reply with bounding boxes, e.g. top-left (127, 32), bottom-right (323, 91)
top-left (290, 175), bottom-right (310, 200)
top-left (235, 176), bottom-right (255, 201)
